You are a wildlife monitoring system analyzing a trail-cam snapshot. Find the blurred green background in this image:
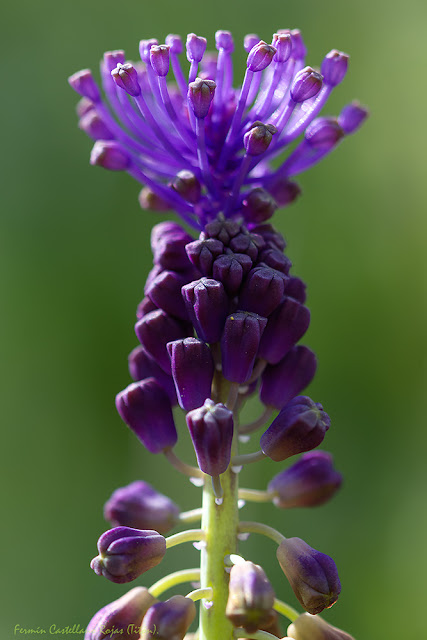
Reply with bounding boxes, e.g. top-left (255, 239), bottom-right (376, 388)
top-left (1, 0), bottom-right (426, 638)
